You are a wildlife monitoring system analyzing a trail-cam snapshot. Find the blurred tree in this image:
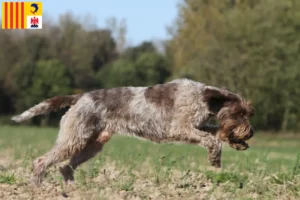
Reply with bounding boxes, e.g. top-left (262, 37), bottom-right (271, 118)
top-left (0, 32), bottom-right (21, 82)
top-left (134, 52), bottom-right (170, 85)
top-left (105, 17), bottom-right (128, 53)
top-left (96, 58), bottom-right (137, 88)
top-left (168, 0), bottom-right (300, 131)
top-left (123, 41), bottom-right (156, 60)
top-left (97, 41), bottom-right (170, 88)
top-left (0, 31), bottom-right (22, 116)
top-left (20, 59), bottom-right (71, 126)
top-left (1, 5), bottom-right (299, 131)
top-left (24, 59), bottom-right (71, 104)
top-left (54, 13), bottom-right (117, 90)
top-left (0, 81), bottom-right (14, 115)
top-left (22, 34), bottom-right (52, 61)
